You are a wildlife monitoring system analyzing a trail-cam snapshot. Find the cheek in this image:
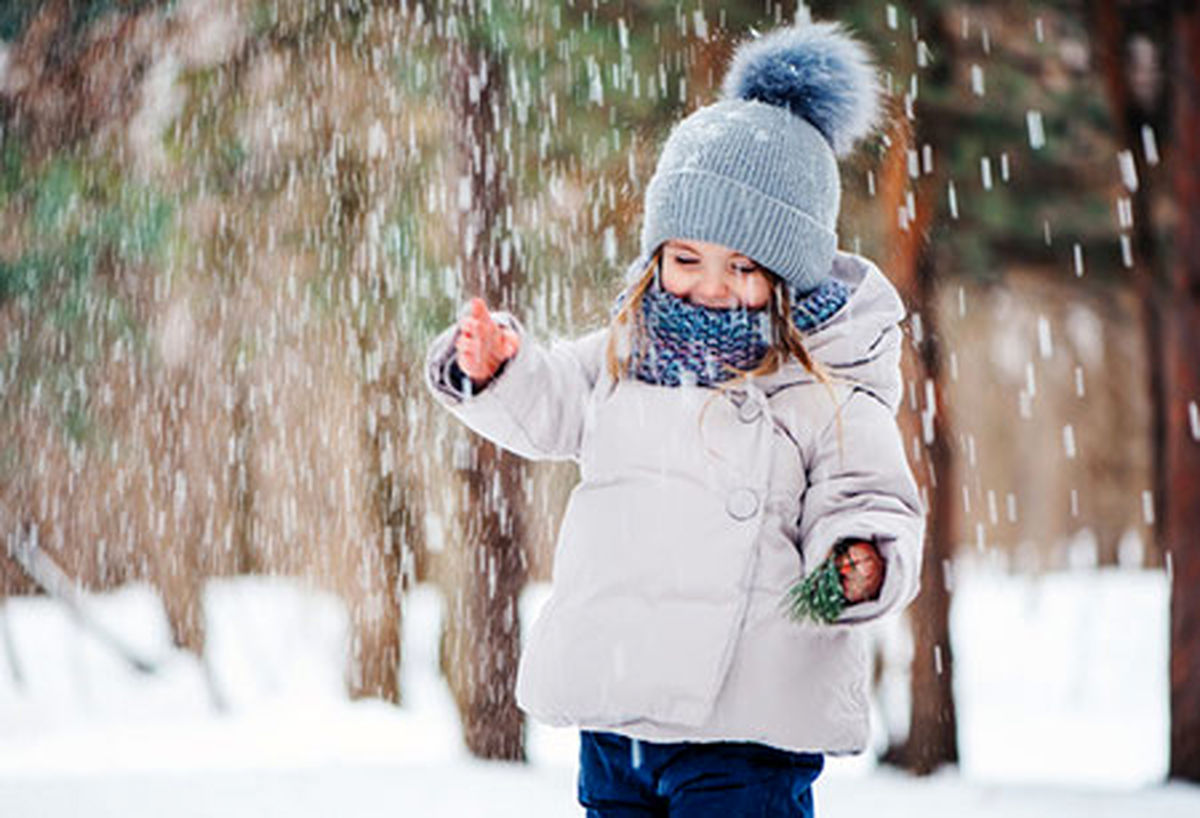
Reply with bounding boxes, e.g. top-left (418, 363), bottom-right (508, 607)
top-left (744, 276), bottom-right (772, 308)
top-left (660, 264), bottom-right (691, 296)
